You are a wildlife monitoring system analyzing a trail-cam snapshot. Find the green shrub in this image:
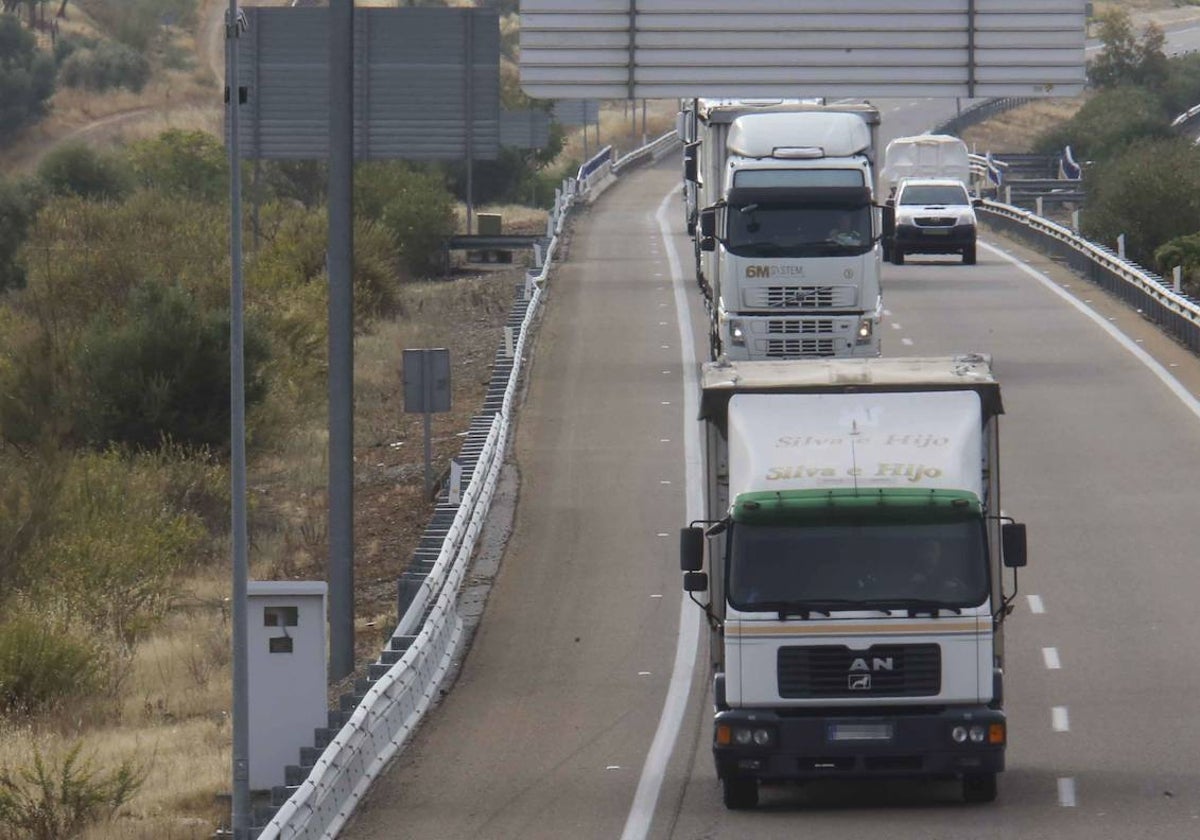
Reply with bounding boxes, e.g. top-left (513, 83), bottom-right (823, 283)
top-left (0, 742), bottom-right (145, 839)
top-left (127, 129), bottom-right (227, 202)
top-left (73, 281), bottom-right (269, 452)
top-left (58, 40), bottom-right (151, 93)
top-left (20, 449), bottom-right (208, 643)
top-left (355, 162), bottom-right (457, 277)
top-left (1081, 137), bottom-right (1200, 267)
top-left (36, 143), bottom-right (133, 201)
top-left (0, 617), bottom-right (107, 715)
